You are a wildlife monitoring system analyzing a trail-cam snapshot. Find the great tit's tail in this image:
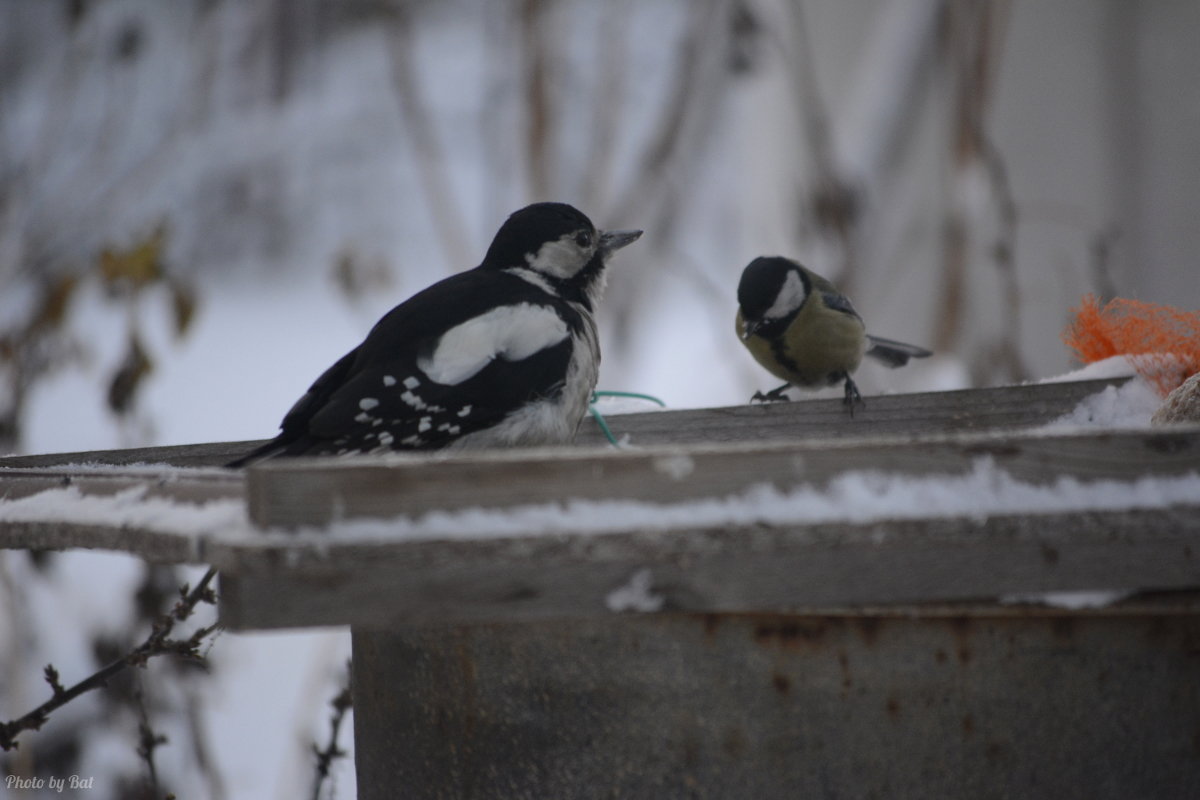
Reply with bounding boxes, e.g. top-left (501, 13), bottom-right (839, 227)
top-left (865, 335), bottom-right (932, 368)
